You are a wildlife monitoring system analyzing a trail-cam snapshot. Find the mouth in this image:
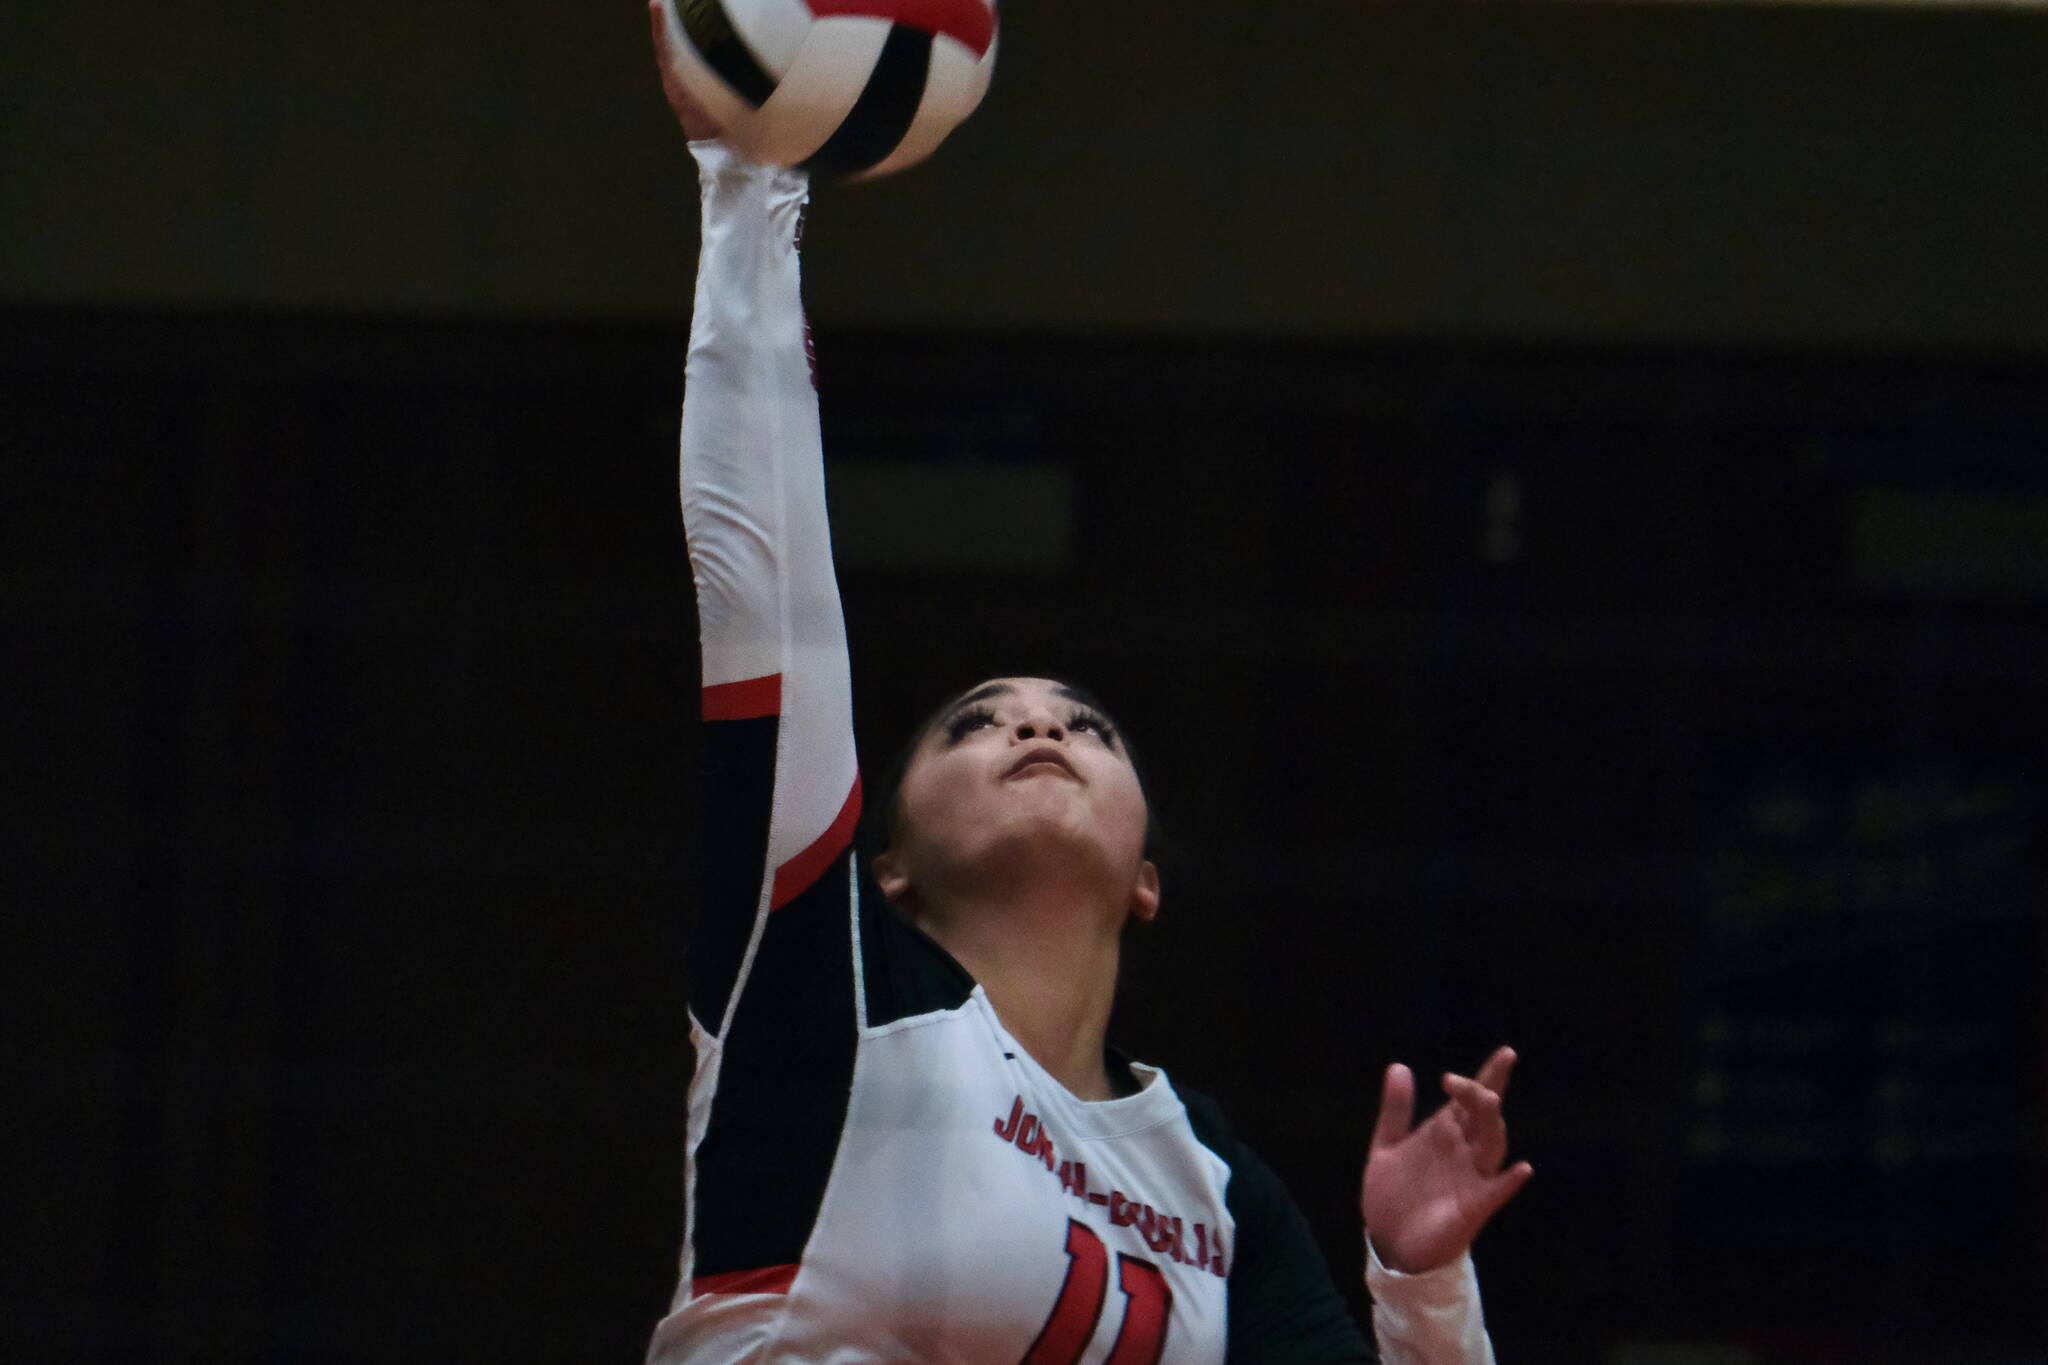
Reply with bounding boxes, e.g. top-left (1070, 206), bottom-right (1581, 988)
top-left (1004, 746), bottom-right (1078, 781)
